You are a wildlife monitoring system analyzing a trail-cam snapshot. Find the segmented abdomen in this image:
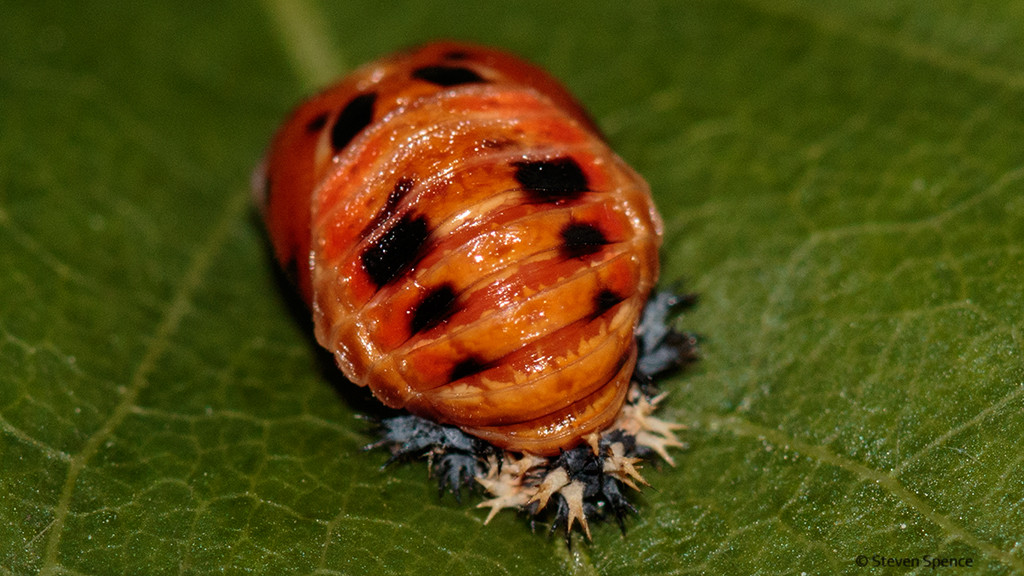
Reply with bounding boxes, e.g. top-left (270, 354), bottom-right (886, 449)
top-left (259, 42), bottom-right (662, 455)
